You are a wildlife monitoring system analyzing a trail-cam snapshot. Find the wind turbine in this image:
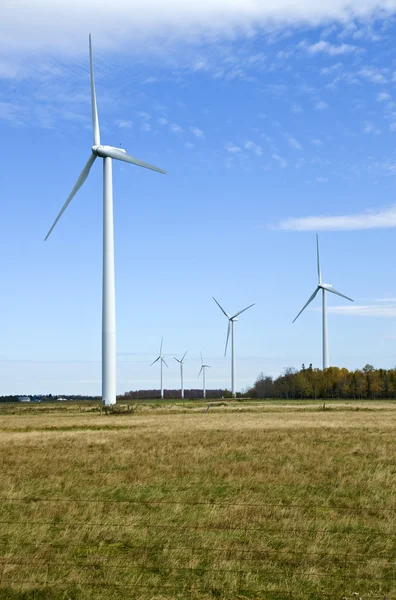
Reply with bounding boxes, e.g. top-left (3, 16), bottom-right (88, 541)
top-left (174, 351), bottom-right (187, 400)
top-left (293, 234), bottom-right (354, 370)
top-left (151, 338), bottom-right (168, 400)
top-left (45, 35), bottom-right (165, 406)
top-left (198, 353), bottom-right (210, 399)
top-left (213, 297), bottom-right (255, 397)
